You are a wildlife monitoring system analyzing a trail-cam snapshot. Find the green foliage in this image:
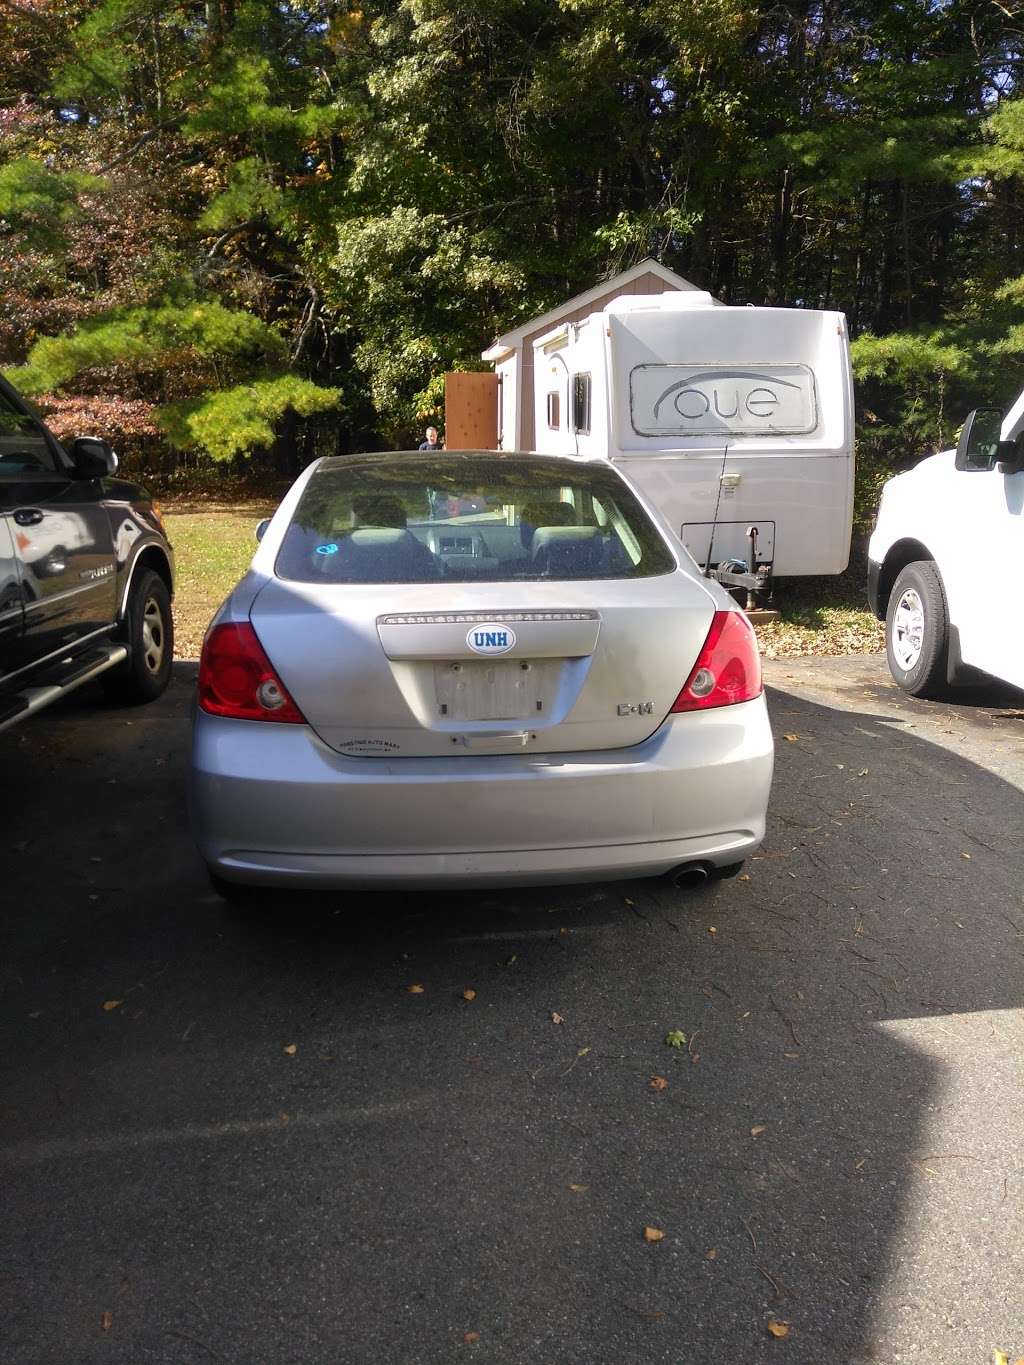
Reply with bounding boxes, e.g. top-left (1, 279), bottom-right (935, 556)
top-left (13, 300), bottom-right (285, 394)
top-left (6, 0), bottom-right (1024, 480)
top-left (159, 375), bottom-right (340, 462)
top-left (0, 158), bottom-right (105, 251)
